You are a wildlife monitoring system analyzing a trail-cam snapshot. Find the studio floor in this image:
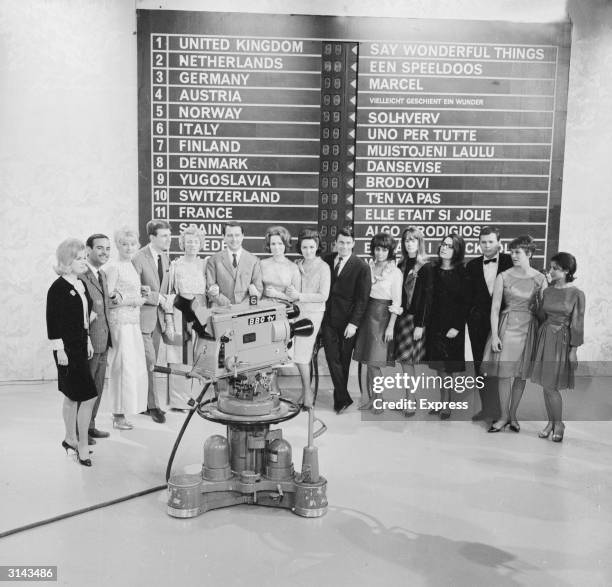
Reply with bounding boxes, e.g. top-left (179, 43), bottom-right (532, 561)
top-left (1, 371), bottom-right (611, 587)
